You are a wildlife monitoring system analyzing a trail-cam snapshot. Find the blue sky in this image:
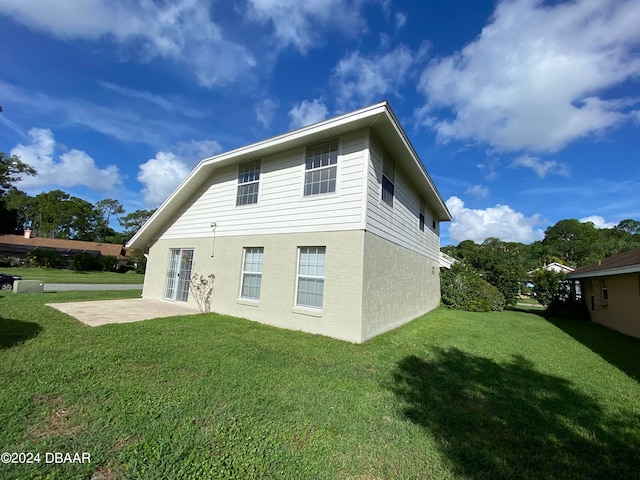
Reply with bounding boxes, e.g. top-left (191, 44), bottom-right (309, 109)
top-left (1, 0), bottom-right (638, 246)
